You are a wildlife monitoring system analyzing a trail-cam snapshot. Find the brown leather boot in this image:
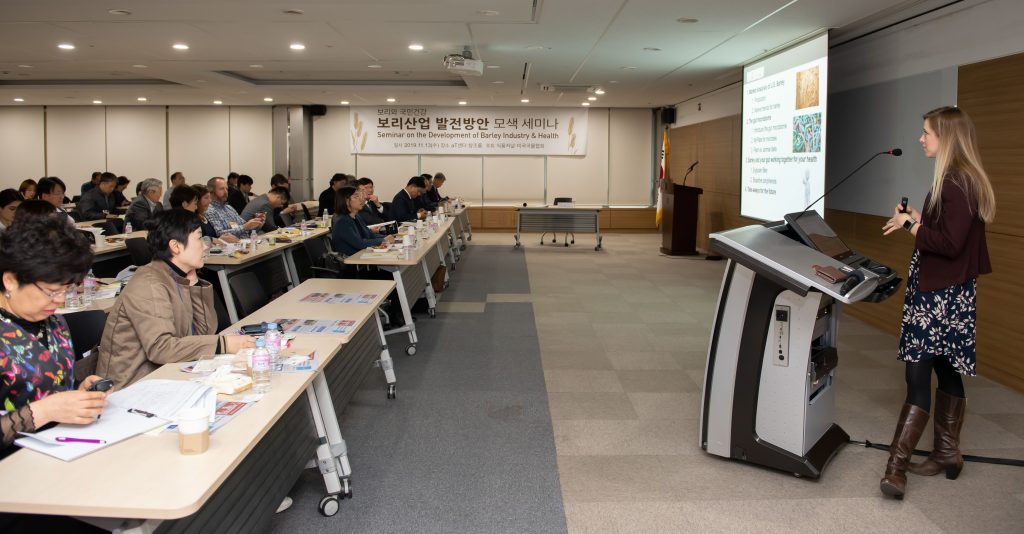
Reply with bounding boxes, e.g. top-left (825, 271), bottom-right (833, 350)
top-left (909, 390), bottom-right (966, 479)
top-left (880, 403), bottom-right (929, 499)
